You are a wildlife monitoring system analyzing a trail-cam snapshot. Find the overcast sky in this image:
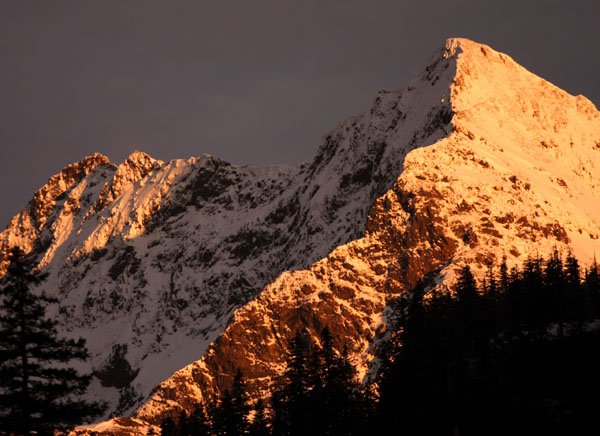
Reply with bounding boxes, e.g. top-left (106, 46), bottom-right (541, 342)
top-left (1, 0), bottom-right (598, 228)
